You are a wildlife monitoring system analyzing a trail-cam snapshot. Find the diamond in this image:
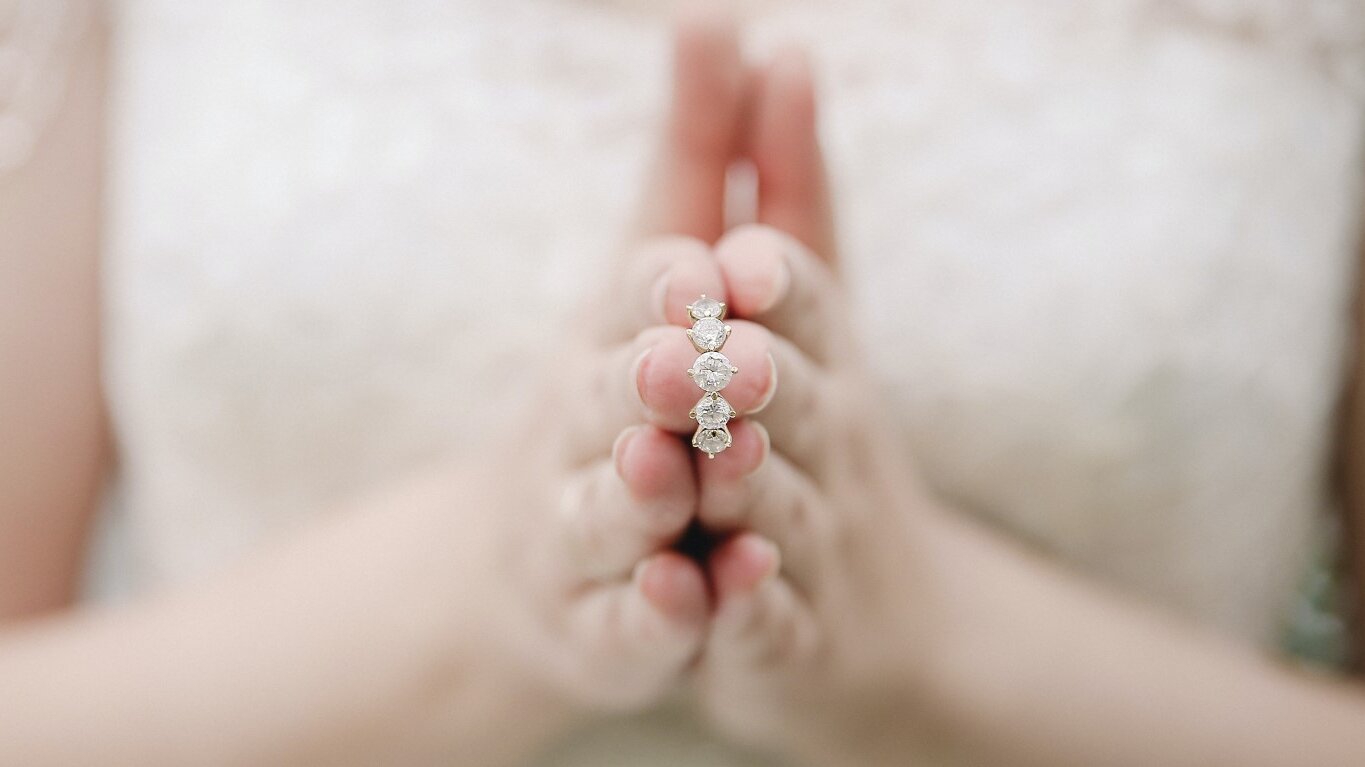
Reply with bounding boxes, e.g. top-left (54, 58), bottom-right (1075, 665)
top-left (692, 393), bottom-right (736, 429)
top-left (693, 426), bottom-right (731, 457)
top-left (688, 296), bottom-right (725, 321)
top-left (688, 352), bottom-right (735, 392)
top-left (689, 317), bottom-right (729, 352)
